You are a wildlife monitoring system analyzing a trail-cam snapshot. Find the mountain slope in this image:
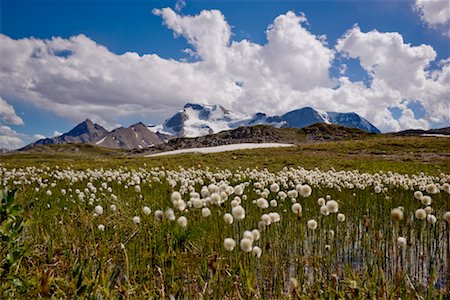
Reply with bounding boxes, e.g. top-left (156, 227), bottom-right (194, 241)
top-left (280, 107), bottom-right (328, 128)
top-left (95, 122), bottom-right (164, 149)
top-left (25, 120), bottom-right (165, 150)
top-left (324, 112), bottom-right (380, 134)
top-left (33, 119), bottom-right (108, 145)
top-left (393, 127), bottom-right (450, 136)
top-left (148, 103), bottom-right (284, 137)
top-left (136, 123), bottom-right (375, 155)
